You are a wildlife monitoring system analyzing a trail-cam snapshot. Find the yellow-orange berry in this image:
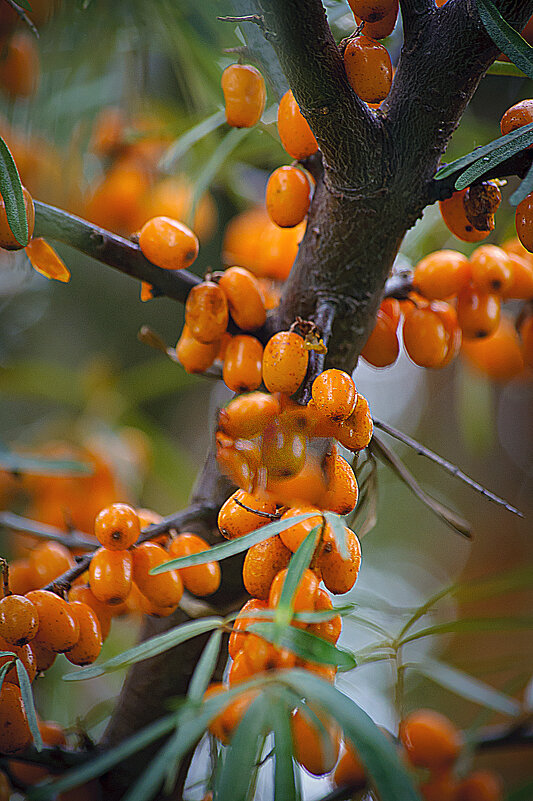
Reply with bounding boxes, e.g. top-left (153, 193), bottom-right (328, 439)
top-left (266, 166), bottom-right (312, 228)
top-left (64, 601), bottom-right (103, 666)
top-left (262, 331), bottom-right (309, 395)
top-left (261, 418), bottom-right (307, 478)
top-left (0, 186), bottom-right (35, 250)
top-left (68, 585), bottom-right (112, 640)
top-left (218, 266), bottom-right (267, 331)
top-left (350, 0), bottom-right (399, 38)
top-left (322, 447), bottom-right (358, 515)
top-left (268, 567), bottom-right (319, 612)
top-left (336, 394), bottom-right (373, 451)
top-left (94, 503), bottom-right (140, 550)
top-left (343, 36), bottom-right (392, 104)
top-left (228, 598), bottom-right (269, 659)
top-left (439, 190), bottom-right (491, 243)
top-left (131, 542), bottom-right (183, 608)
top-left (347, 0), bottom-right (396, 22)
top-left (469, 245), bottom-right (513, 294)
top-left (318, 527), bottom-right (361, 595)
top-left (221, 64), bottom-right (266, 128)
top-left (0, 683), bottom-right (31, 753)
top-left (217, 392), bottom-right (281, 440)
top-left (399, 709), bottom-right (462, 770)
top-left (457, 286), bottom-right (500, 339)
top-left (88, 548), bottom-right (133, 605)
top-left (0, 595), bottom-right (38, 646)
top-left (0, 634), bottom-right (36, 685)
top-left (333, 742), bottom-right (367, 789)
top-left (277, 90), bottom-right (318, 160)
top-left (176, 324), bottom-right (220, 374)
top-left (291, 706), bottom-right (341, 776)
top-left (167, 533), bottom-right (221, 597)
top-left (413, 250), bottom-right (471, 299)
top-left (402, 306), bottom-right (449, 367)
top-left (242, 535), bottom-right (292, 600)
top-left (501, 99), bottom-right (533, 139)
top-left (462, 314), bottom-right (524, 382)
top-left (138, 216), bottom-right (199, 270)
top-left (218, 490), bottom-right (276, 539)
top-left (25, 590), bottom-right (80, 653)
top-left (222, 334), bottom-right (263, 393)
top-left (361, 309), bottom-right (400, 367)
top-left (0, 33), bottom-right (40, 98)
top-left (311, 369), bottom-right (357, 421)
top-left (28, 541), bottom-right (74, 587)
top-left (456, 771), bottom-right (503, 801)
top-left (515, 192), bottom-right (533, 253)
top-left (184, 281), bottom-right (229, 344)
top-left (308, 587), bottom-right (342, 644)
